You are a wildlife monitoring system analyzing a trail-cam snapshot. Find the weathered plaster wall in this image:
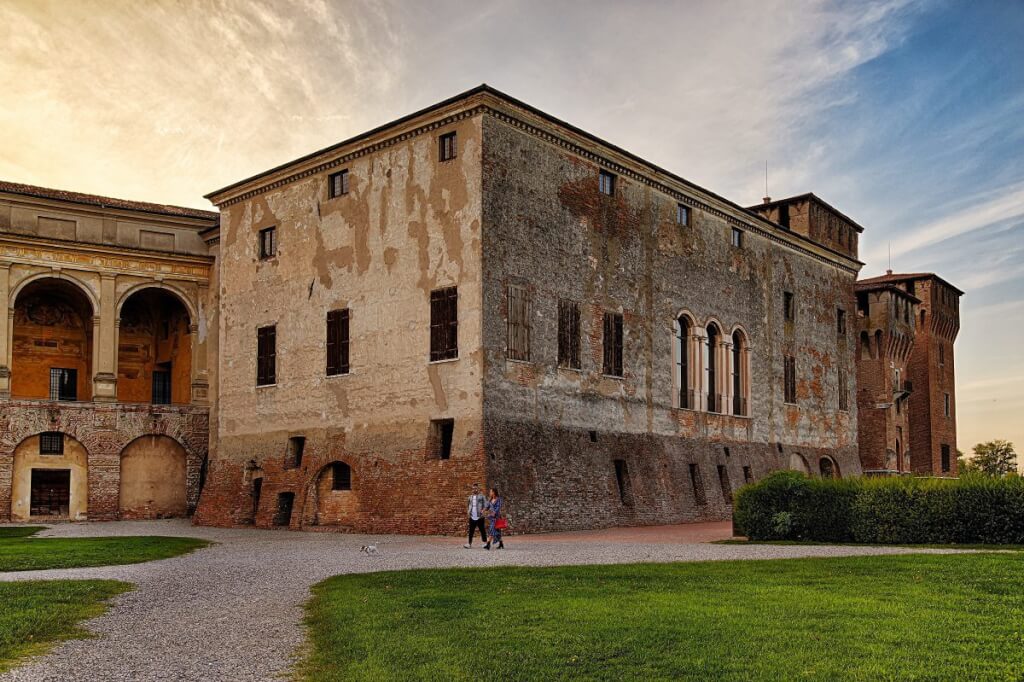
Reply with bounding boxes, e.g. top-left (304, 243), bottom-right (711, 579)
top-left (119, 434), bottom-right (188, 518)
top-left (480, 114), bottom-right (860, 531)
top-left (195, 115), bottom-right (487, 534)
top-left (10, 433), bottom-right (89, 521)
